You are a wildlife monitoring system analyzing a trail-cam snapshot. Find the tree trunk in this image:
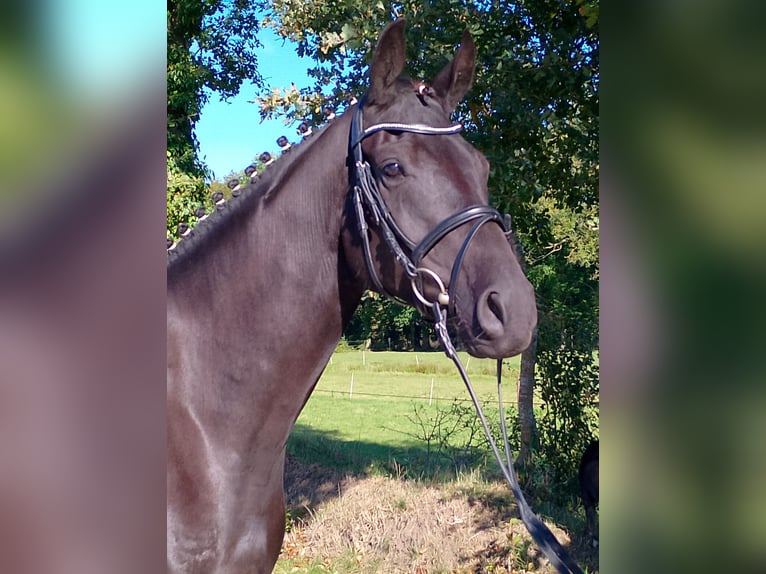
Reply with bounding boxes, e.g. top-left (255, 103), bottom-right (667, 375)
top-left (503, 226), bottom-right (538, 468)
top-left (517, 326), bottom-right (539, 468)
